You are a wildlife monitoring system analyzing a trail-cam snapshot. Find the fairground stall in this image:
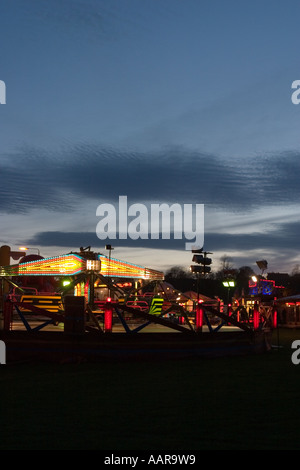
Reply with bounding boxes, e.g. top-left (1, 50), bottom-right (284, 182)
top-left (0, 245), bottom-right (168, 333)
top-left (229, 276), bottom-right (284, 330)
top-left (0, 245), bottom-right (274, 362)
top-left (273, 294), bottom-right (300, 326)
